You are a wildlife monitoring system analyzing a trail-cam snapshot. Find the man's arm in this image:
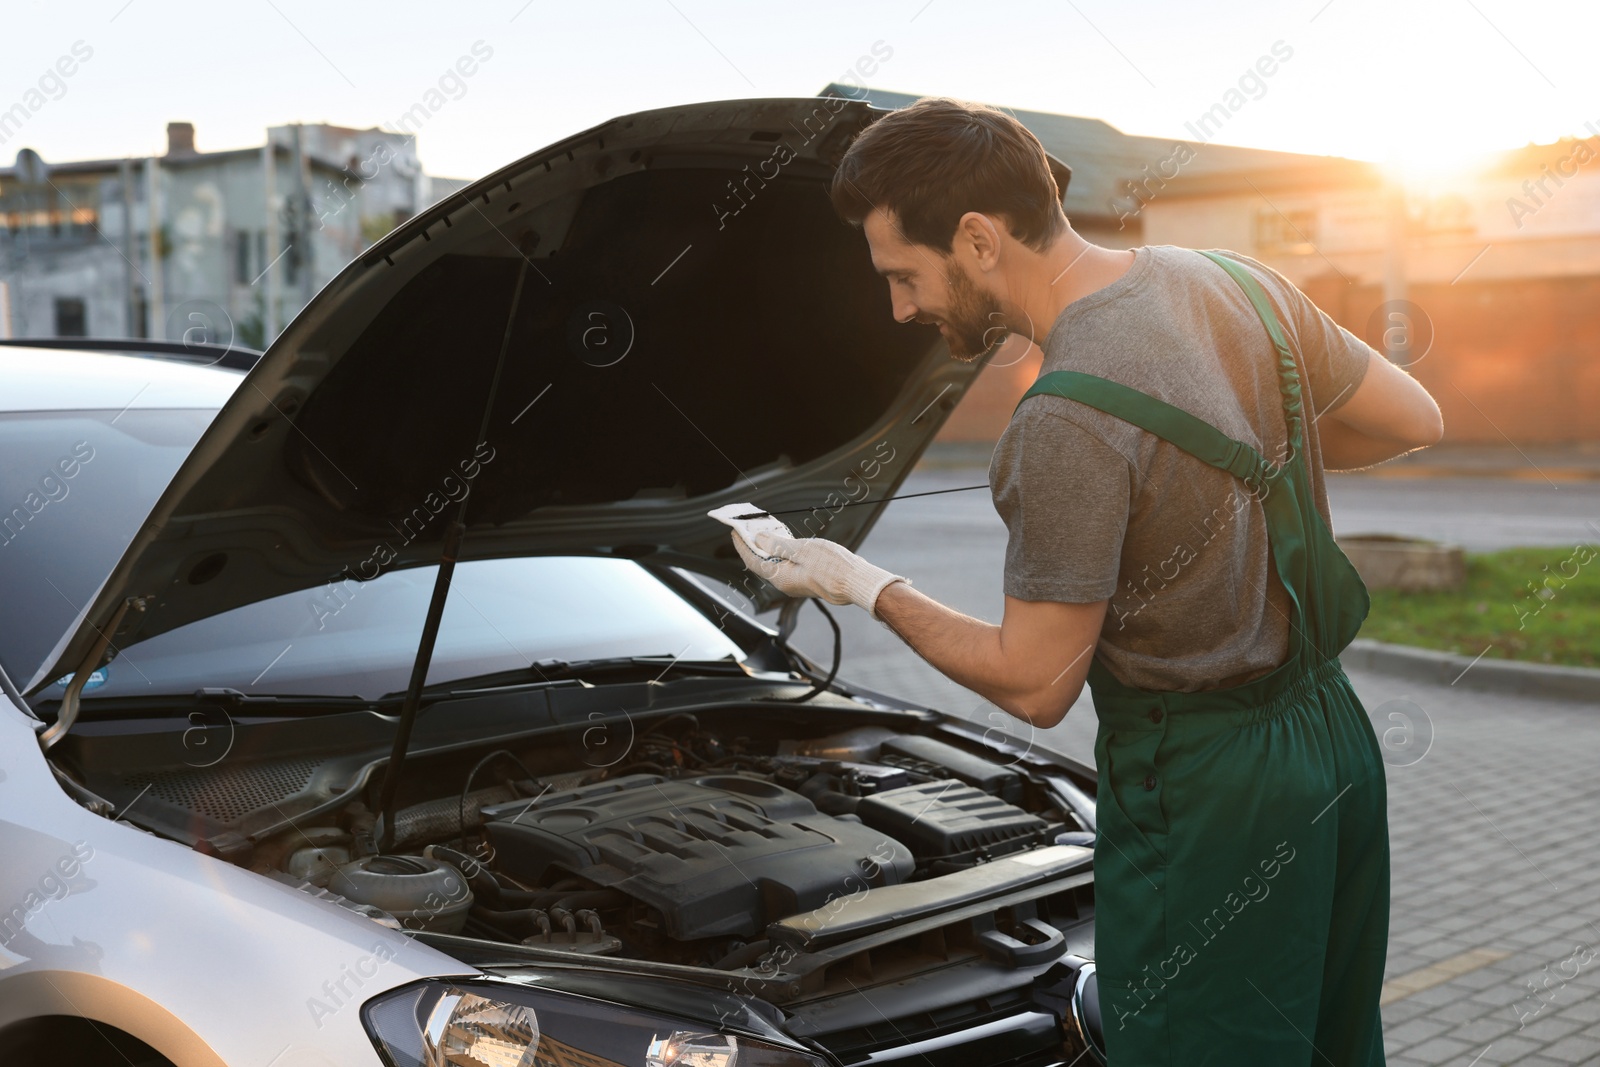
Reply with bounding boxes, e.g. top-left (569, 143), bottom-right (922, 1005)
top-left (1316, 349), bottom-right (1443, 470)
top-left (873, 582), bottom-right (1105, 729)
top-left (1229, 252), bottom-right (1444, 470)
top-left (722, 525), bottom-right (1105, 729)
top-left (724, 406), bottom-right (1120, 730)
